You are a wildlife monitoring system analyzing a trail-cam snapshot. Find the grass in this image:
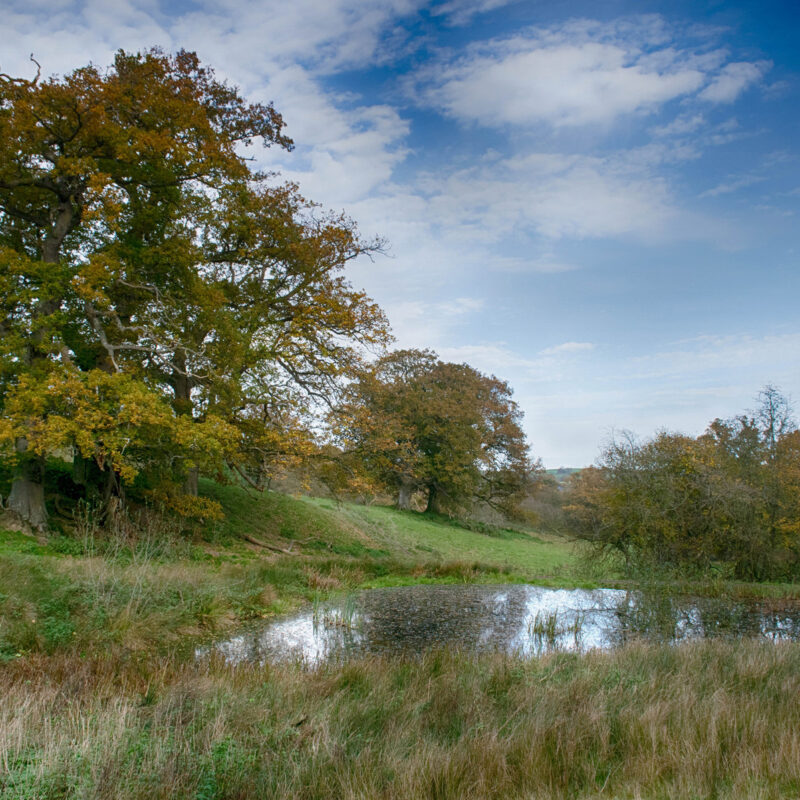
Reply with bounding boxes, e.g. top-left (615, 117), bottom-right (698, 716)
top-left (0, 480), bottom-right (585, 661)
top-left (4, 481), bottom-right (800, 798)
top-left (2, 639), bottom-right (800, 799)
top-left (305, 499), bottom-right (577, 575)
